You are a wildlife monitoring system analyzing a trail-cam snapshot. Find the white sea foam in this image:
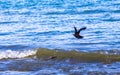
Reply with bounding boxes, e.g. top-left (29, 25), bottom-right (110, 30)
top-left (0, 71), bottom-right (32, 75)
top-left (0, 50), bottom-right (37, 59)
